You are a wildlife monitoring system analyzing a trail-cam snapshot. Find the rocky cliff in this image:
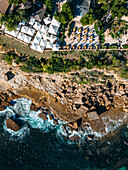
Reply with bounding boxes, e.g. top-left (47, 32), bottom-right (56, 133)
top-left (0, 60), bottom-right (128, 141)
